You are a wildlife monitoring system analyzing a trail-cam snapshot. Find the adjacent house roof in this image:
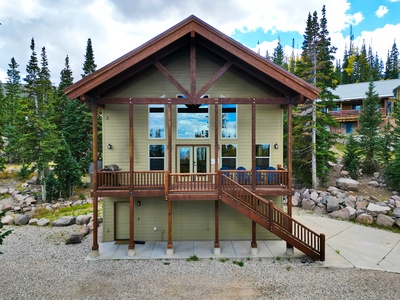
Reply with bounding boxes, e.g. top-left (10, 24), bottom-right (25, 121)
top-left (64, 15), bottom-right (320, 103)
top-left (333, 79), bottom-right (400, 102)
